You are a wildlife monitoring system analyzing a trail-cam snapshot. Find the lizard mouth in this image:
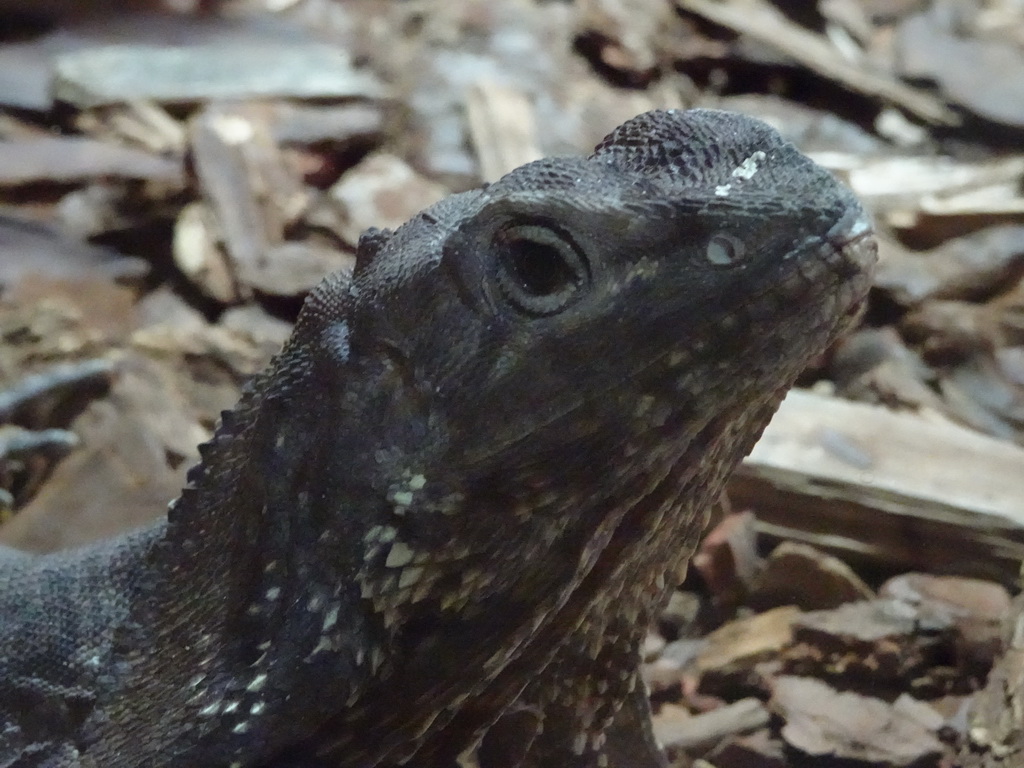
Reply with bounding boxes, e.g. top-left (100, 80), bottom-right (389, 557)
top-left (829, 209), bottom-right (877, 277)
top-left (827, 207), bottom-right (877, 328)
top-left (828, 205), bottom-right (874, 248)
